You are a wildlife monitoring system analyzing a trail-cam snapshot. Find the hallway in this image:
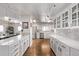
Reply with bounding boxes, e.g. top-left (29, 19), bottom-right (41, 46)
top-left (23, 39), bottom-right (55, 56)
